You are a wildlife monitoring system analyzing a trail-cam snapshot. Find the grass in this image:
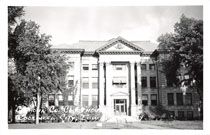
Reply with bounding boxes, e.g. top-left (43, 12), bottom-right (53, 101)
top-left (8, 120), bottom-right (203, 129)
